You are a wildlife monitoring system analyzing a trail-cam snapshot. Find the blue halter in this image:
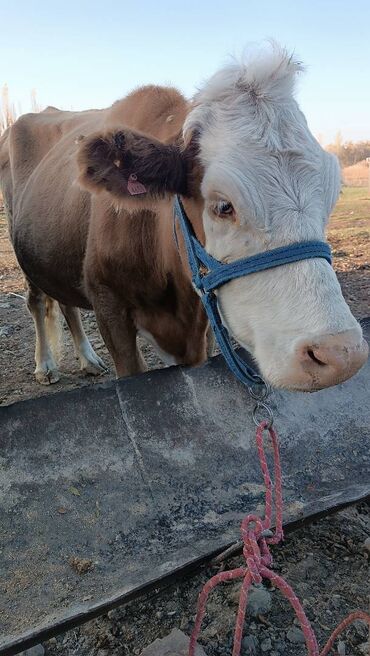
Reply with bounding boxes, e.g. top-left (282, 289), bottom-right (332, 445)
top-left (173, 195), bottom-right (332, 387)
